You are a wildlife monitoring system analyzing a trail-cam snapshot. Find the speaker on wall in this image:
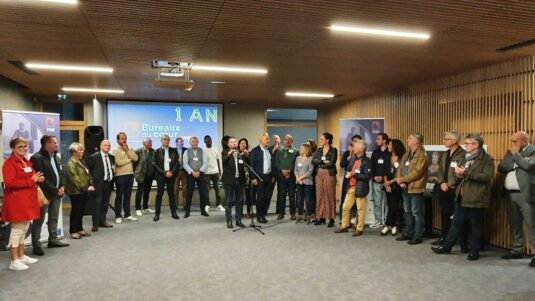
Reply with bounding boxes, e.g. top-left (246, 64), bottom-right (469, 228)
top-left (84, 125), bottom-right (104, 157)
